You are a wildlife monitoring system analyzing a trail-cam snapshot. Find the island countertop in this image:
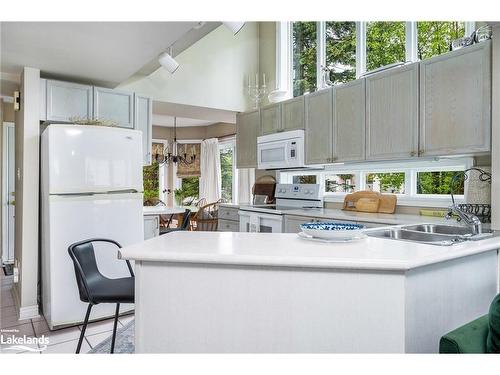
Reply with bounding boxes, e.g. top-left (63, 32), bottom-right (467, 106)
top-left (119, 230), bottom-right (500, 271)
